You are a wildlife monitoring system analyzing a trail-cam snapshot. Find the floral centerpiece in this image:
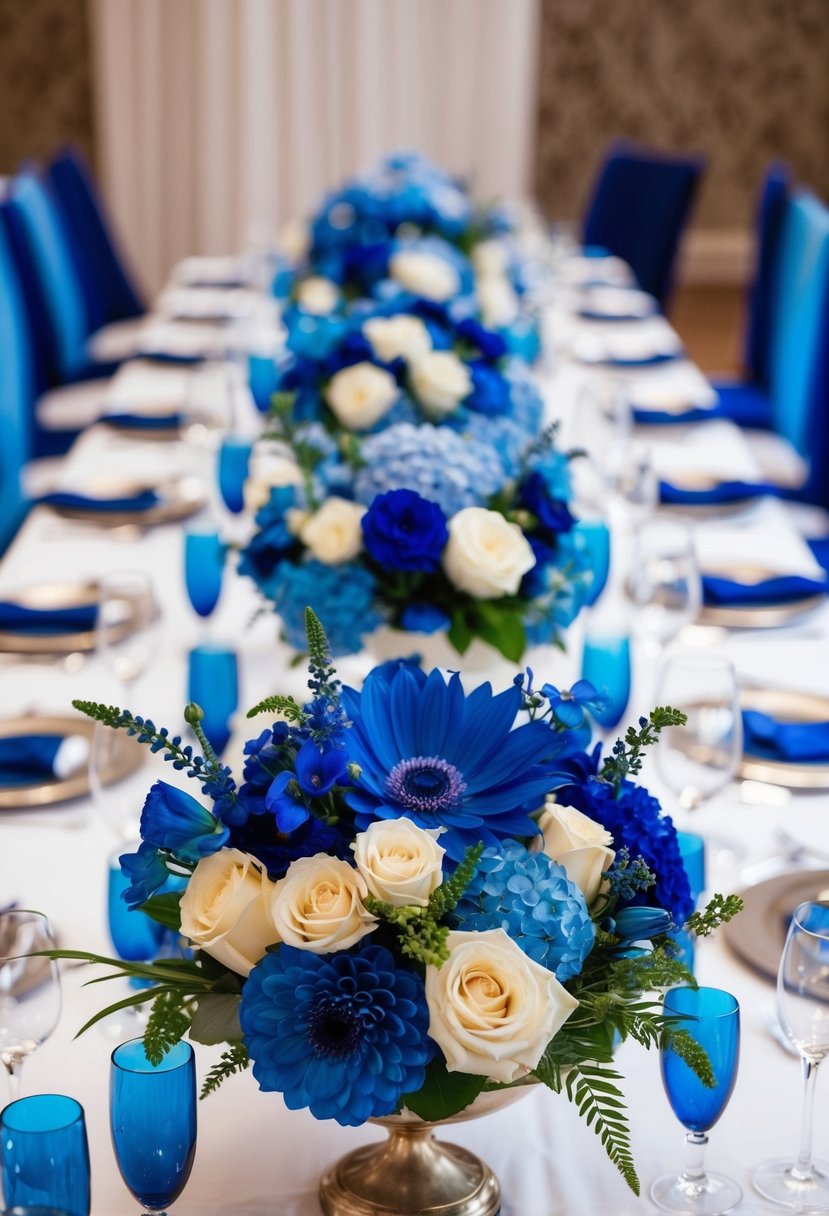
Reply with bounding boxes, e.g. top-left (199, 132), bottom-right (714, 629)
top-left (62, 612), bottom-right (740, 1212)
top-left (238, 418), bottom-right (593, 661)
